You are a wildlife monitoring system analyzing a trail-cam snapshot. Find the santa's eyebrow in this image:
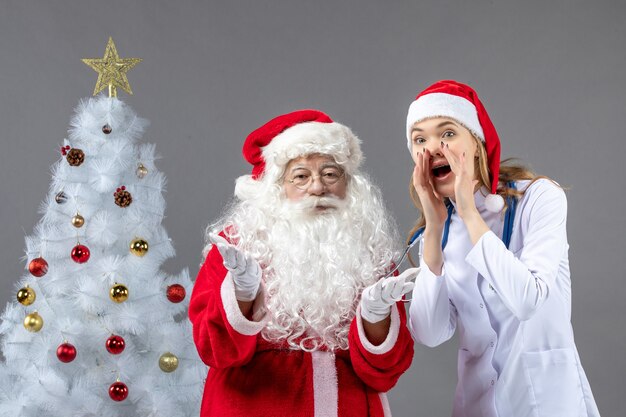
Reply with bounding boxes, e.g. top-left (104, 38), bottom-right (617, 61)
top-left (289, 165), bottom-right (312, 172)
top-left (411, 120), bottom-right (459, 133)
top-left (319, 162), bottom-right (342, 170)
top-left (289, 162), bottom-right (341, 172)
